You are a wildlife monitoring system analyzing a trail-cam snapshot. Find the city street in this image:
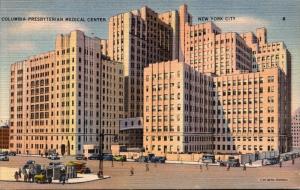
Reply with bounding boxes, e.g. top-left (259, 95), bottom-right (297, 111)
top-left (0, 156), bottom-right (299, 189)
